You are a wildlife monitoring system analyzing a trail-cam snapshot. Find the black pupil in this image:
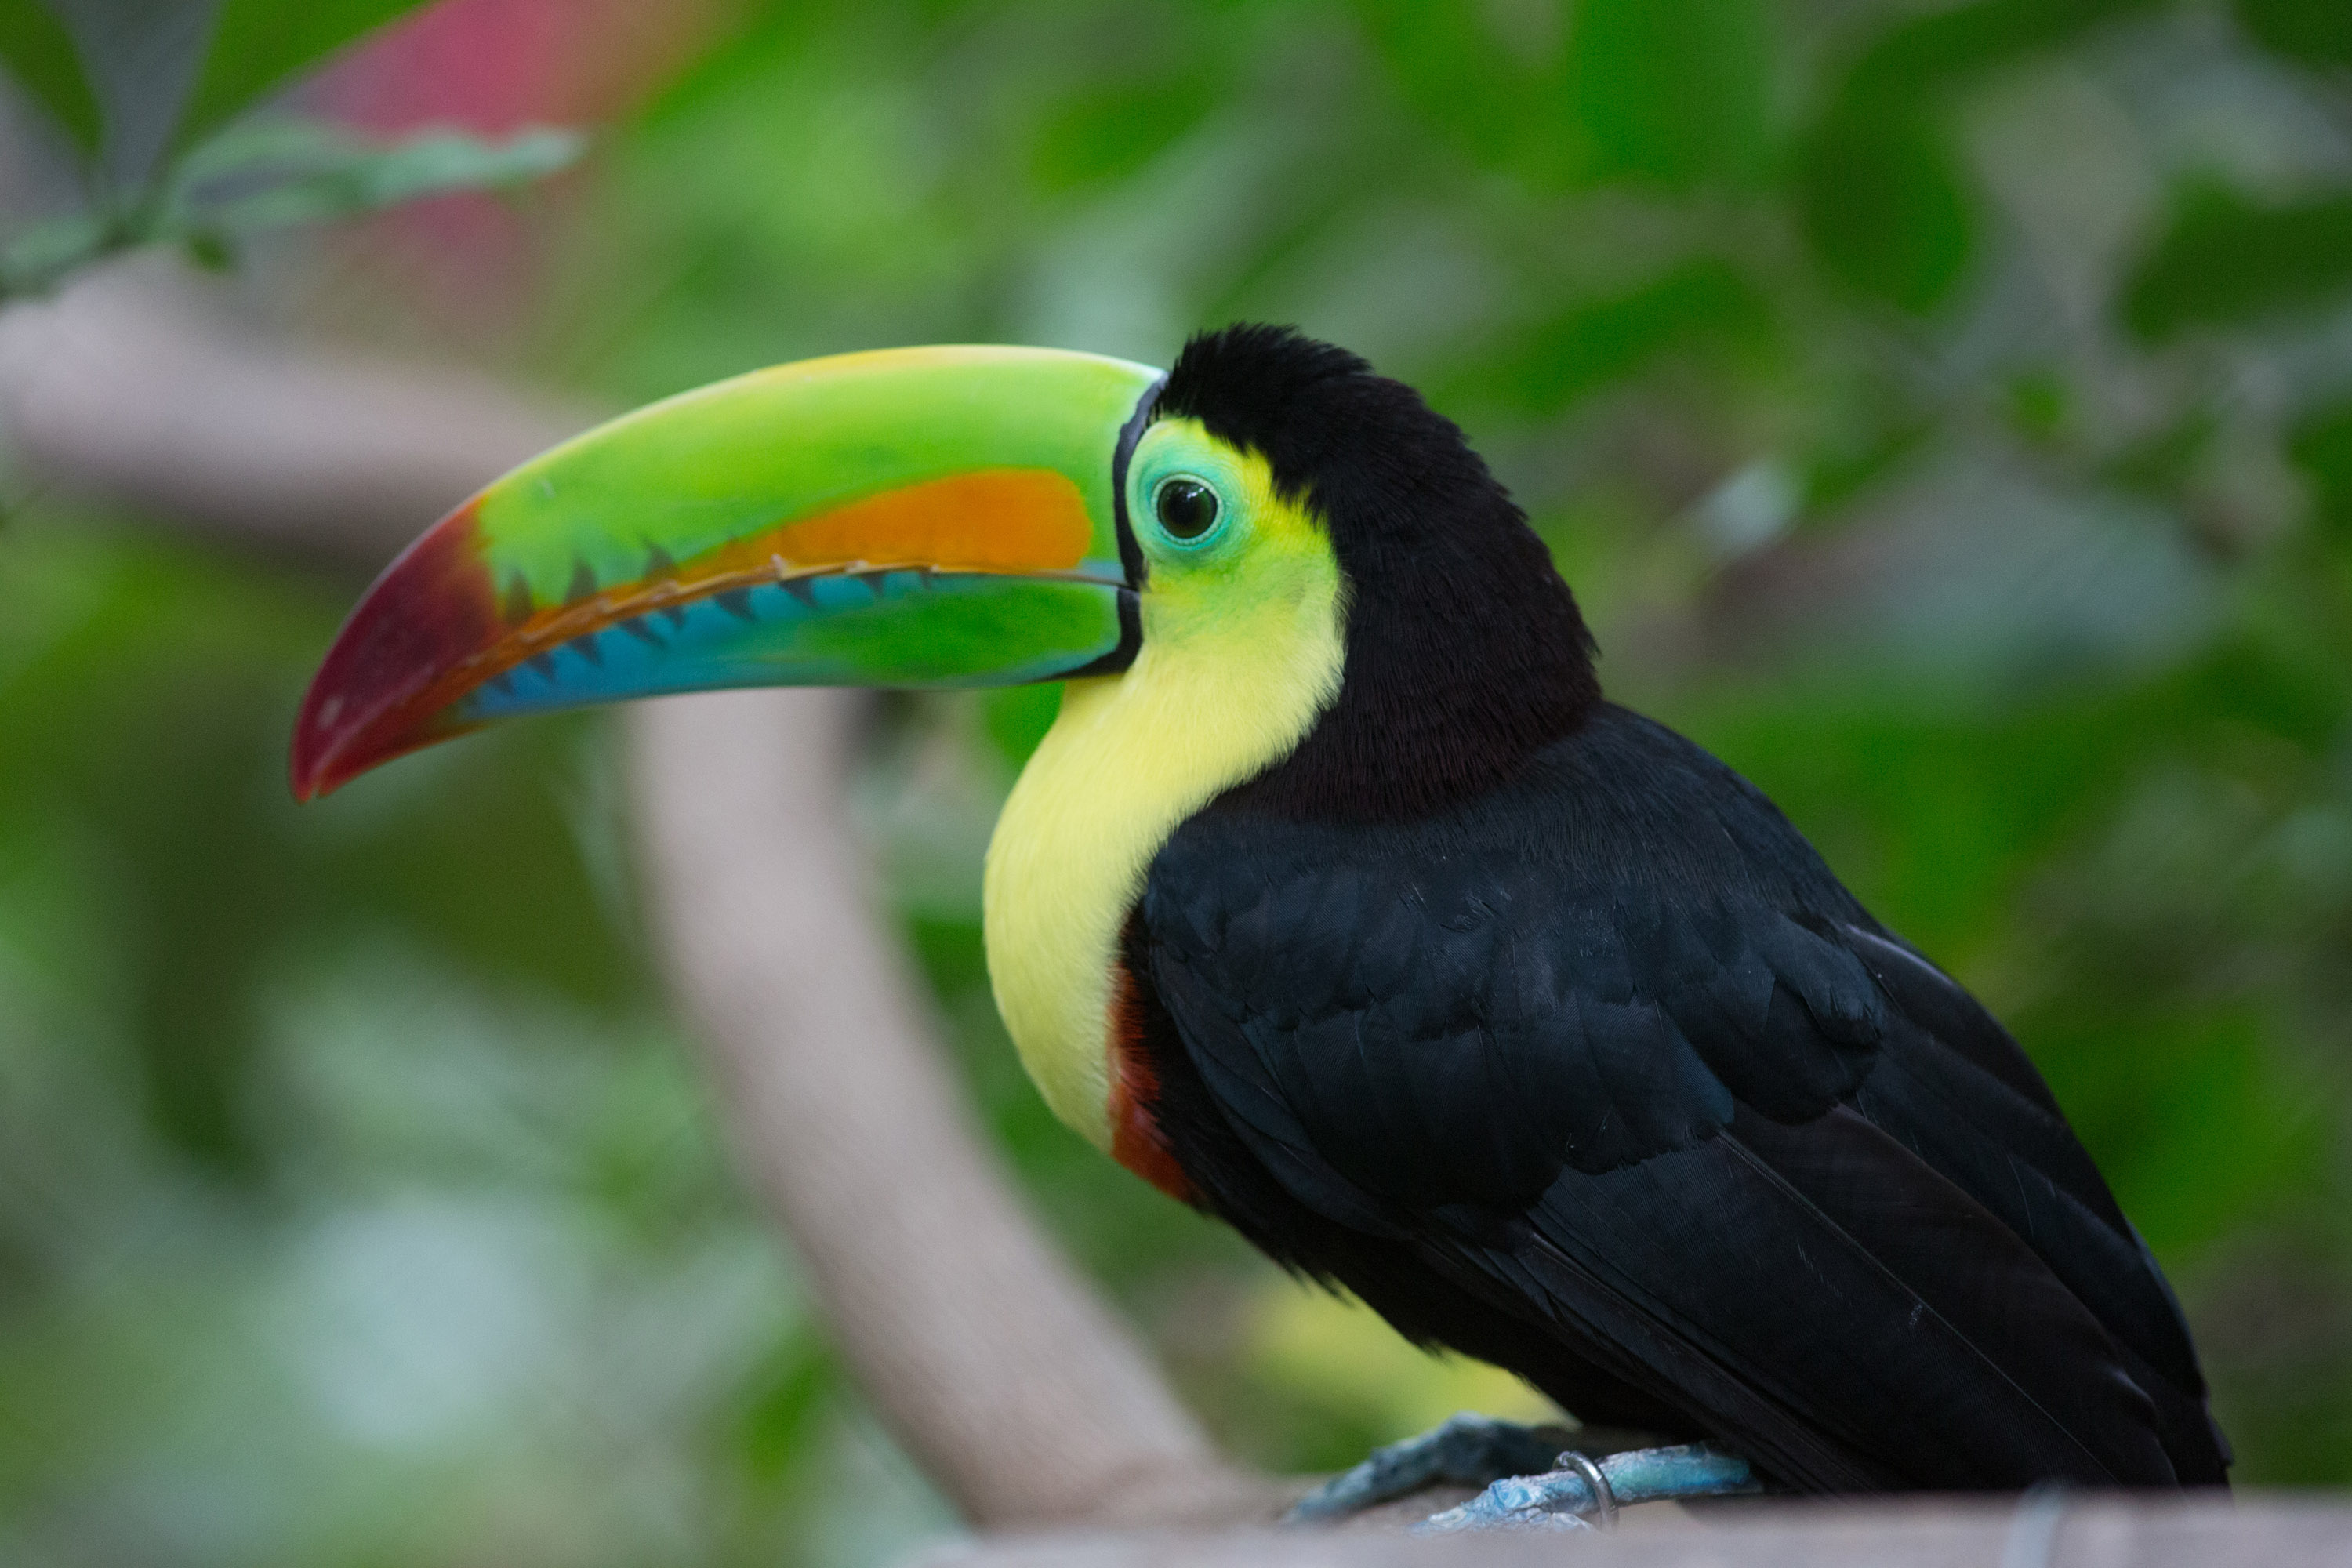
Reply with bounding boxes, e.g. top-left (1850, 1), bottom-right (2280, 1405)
top-left (1155, 478), bottom-right (1219, 539)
